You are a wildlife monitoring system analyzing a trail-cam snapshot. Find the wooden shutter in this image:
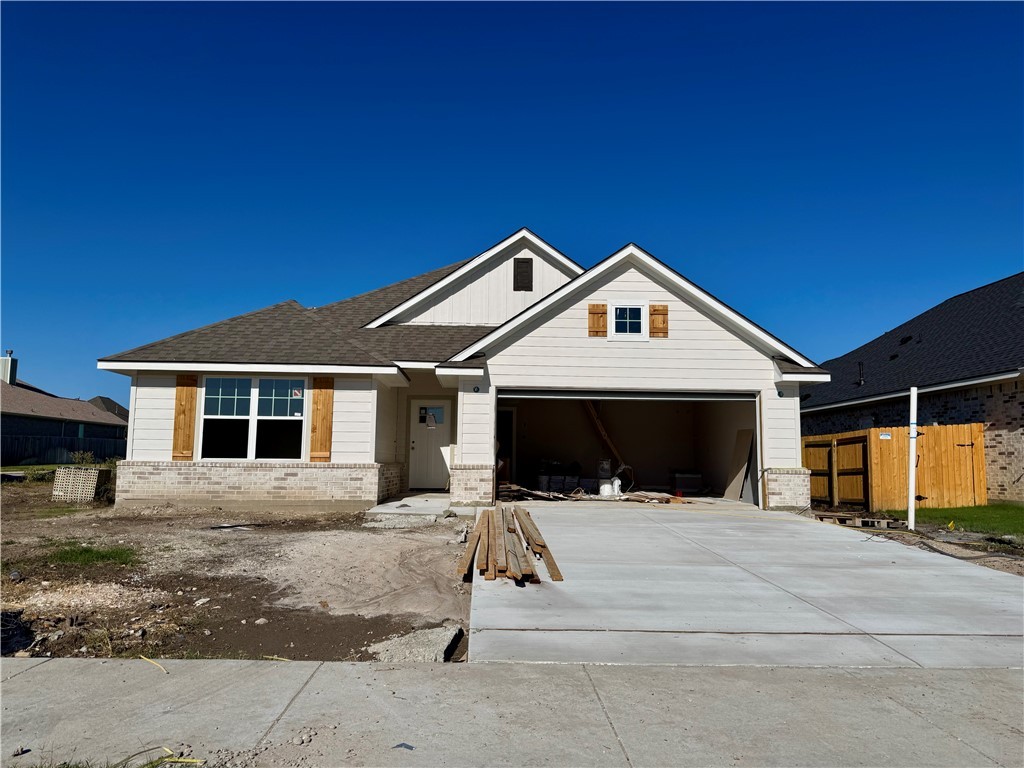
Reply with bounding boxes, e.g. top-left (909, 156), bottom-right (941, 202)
top-left (588, 304), bottom-right (607, 337)
top-left (309, 376), bottom-right (334, 462)
top-left (650, 304), bottom-right (669, 338)
top-left (172, 374), bottom-right (198, 461)
top-left (513, 258), bottom-right (533, 291)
